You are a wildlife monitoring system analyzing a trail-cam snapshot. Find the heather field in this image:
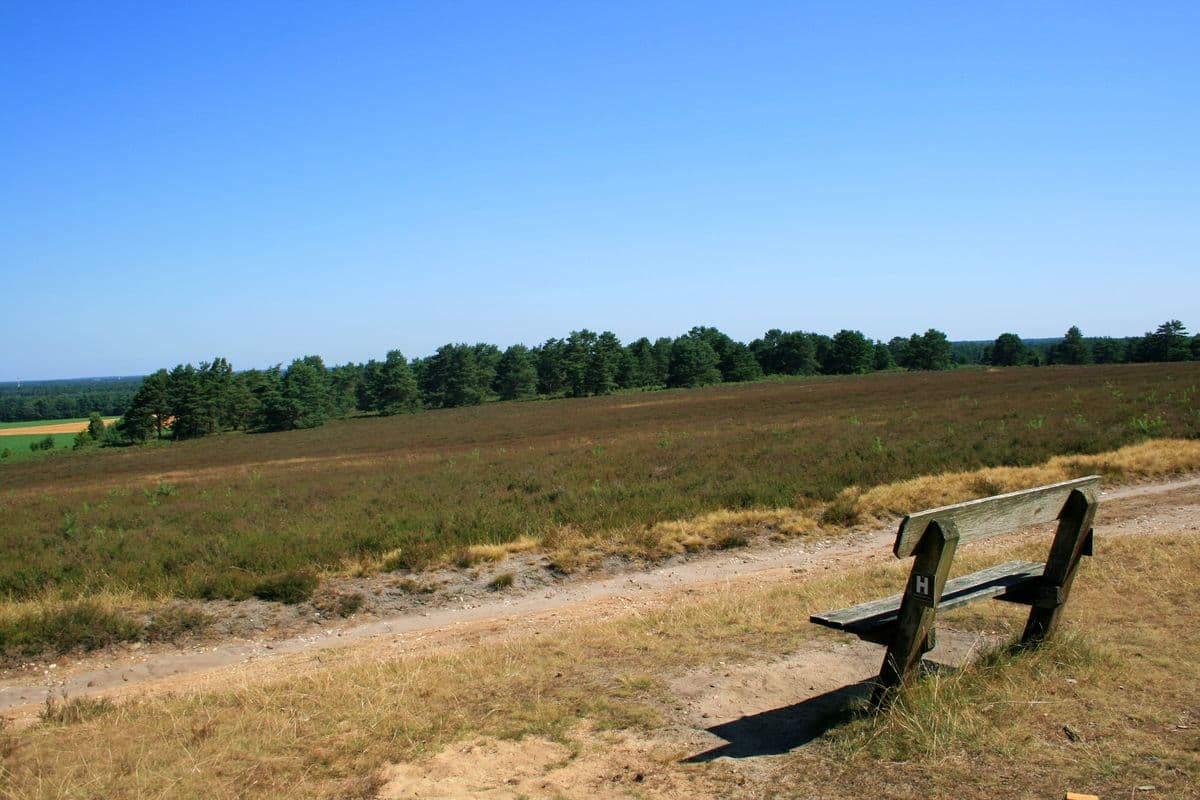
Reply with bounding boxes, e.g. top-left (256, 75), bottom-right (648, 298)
top-left (1, 363), bottom-right (1198, 608)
